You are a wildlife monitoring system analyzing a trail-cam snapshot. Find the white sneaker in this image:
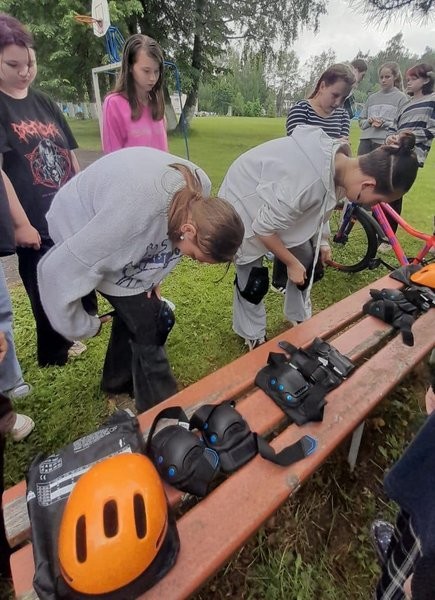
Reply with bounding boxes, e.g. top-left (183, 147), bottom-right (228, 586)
top-left (68, 340), bottom-right (87, 358)
top-left (10, 413), bottom-right (35, 442)
top-left (288, 320), bottom-right (301, 327)
top-left (244, 337), bottom-right (267, 351)
top-left (378, 242), bottom-right (391, 253)
top-left (270, 285), bottom-right (286, 295)
top-left (3, 382), bottom-right (32, 400)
